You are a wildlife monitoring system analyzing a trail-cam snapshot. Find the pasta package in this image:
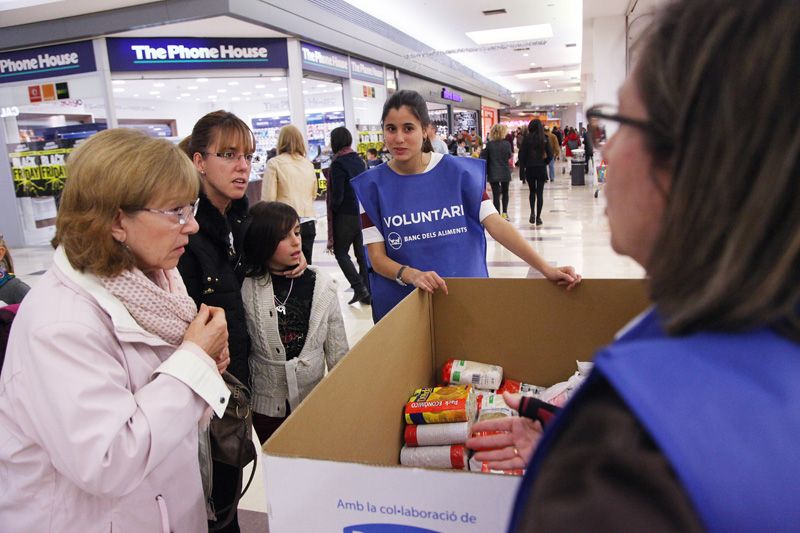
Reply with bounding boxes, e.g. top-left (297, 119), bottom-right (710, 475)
top-left (404, 385), bottom-right (476, 425)
top-left (441, 359), bottom-right (503, 390)
top-left (400, 444), bottom-right (469, 470)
